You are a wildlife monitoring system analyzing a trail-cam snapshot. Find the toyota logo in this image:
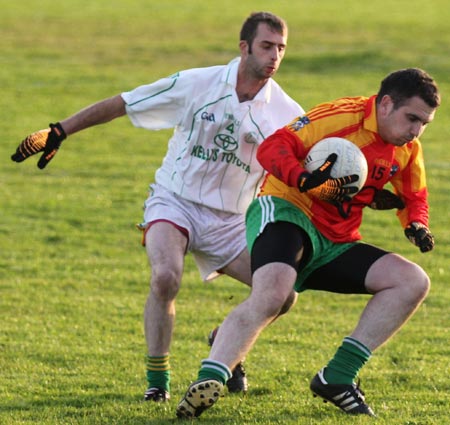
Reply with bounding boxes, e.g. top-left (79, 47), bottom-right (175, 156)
top-left (214, 134), bottom-right (238, 152)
